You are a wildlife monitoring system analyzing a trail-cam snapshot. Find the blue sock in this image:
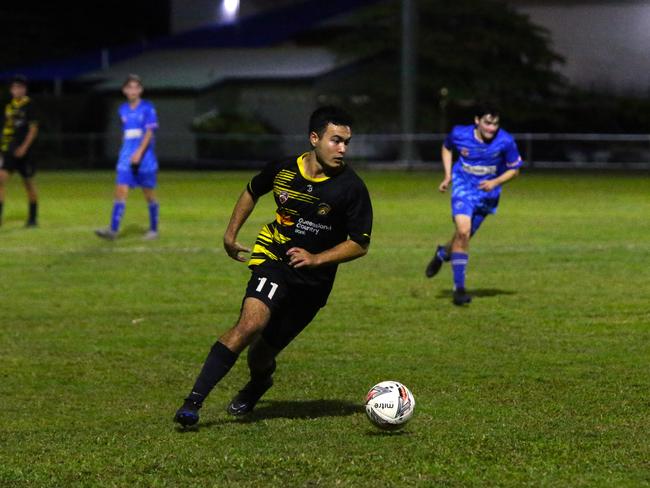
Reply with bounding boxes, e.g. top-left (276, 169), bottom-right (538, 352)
top-left (437, 245), bottom-right (450, 262)
top-left (451, 252), bottom-right (469, 290)
top-left (110, 201), bottom-right (126, 232)
top-left (148, 201), bottom-right (159, 232)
